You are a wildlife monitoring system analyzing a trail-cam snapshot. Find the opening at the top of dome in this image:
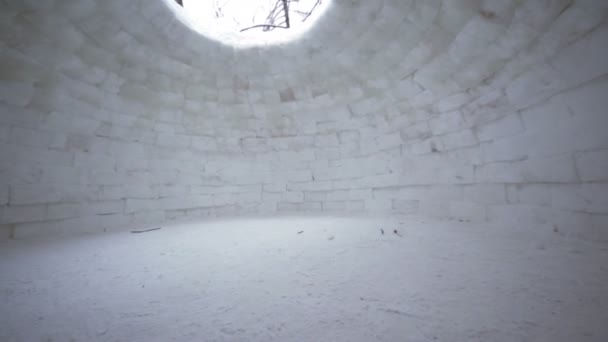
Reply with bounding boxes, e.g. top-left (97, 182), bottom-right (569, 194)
top-left (166, 0), bottom-right (331, 47)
